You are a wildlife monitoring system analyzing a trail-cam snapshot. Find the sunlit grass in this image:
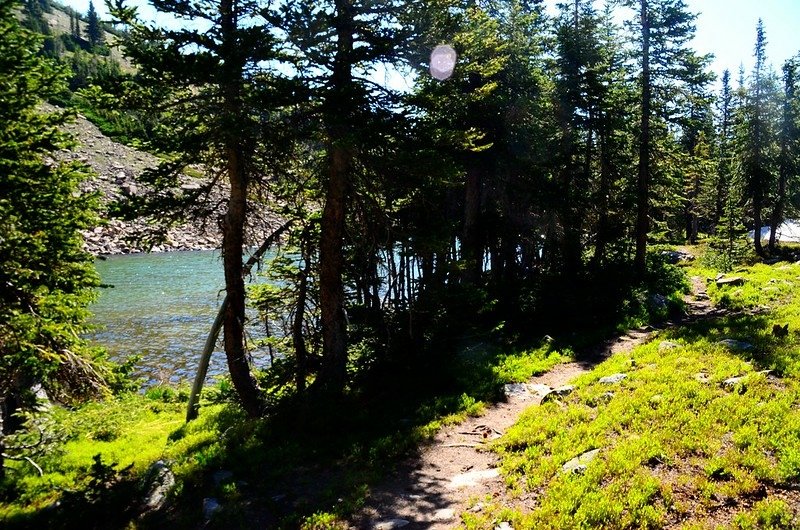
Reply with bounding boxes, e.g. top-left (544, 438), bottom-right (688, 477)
top-left (468, 260), bottom-right (800, 529)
